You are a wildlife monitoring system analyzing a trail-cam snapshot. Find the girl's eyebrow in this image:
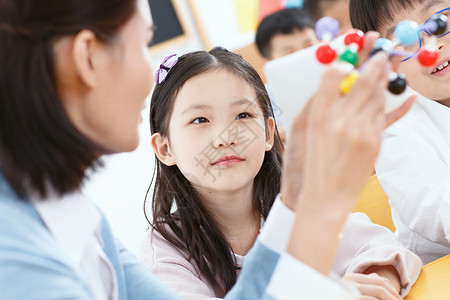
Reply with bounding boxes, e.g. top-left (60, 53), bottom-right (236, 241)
top-left (181, 99), bottom-right (256, 115)
top-left (422, 0), bottom-right (445, 13)
top-left (231, 99), bottom-right (255, 107)
top-left (181, 104), bottom-right (212, 115)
